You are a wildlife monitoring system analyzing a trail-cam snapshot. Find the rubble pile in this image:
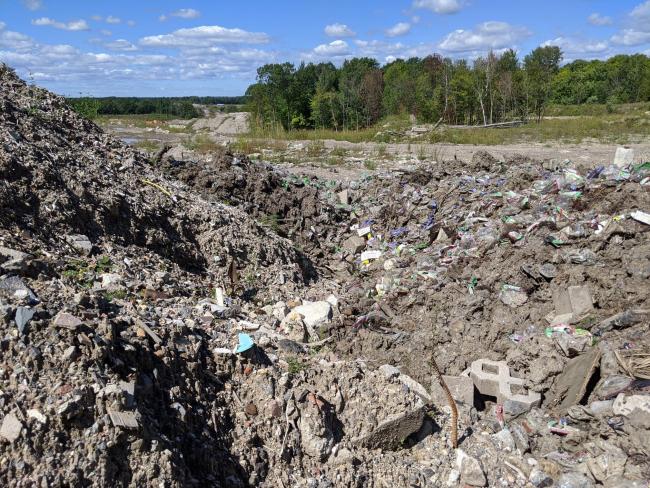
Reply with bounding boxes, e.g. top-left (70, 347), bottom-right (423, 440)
top-left (1, 63), bottom-right (649, 487)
